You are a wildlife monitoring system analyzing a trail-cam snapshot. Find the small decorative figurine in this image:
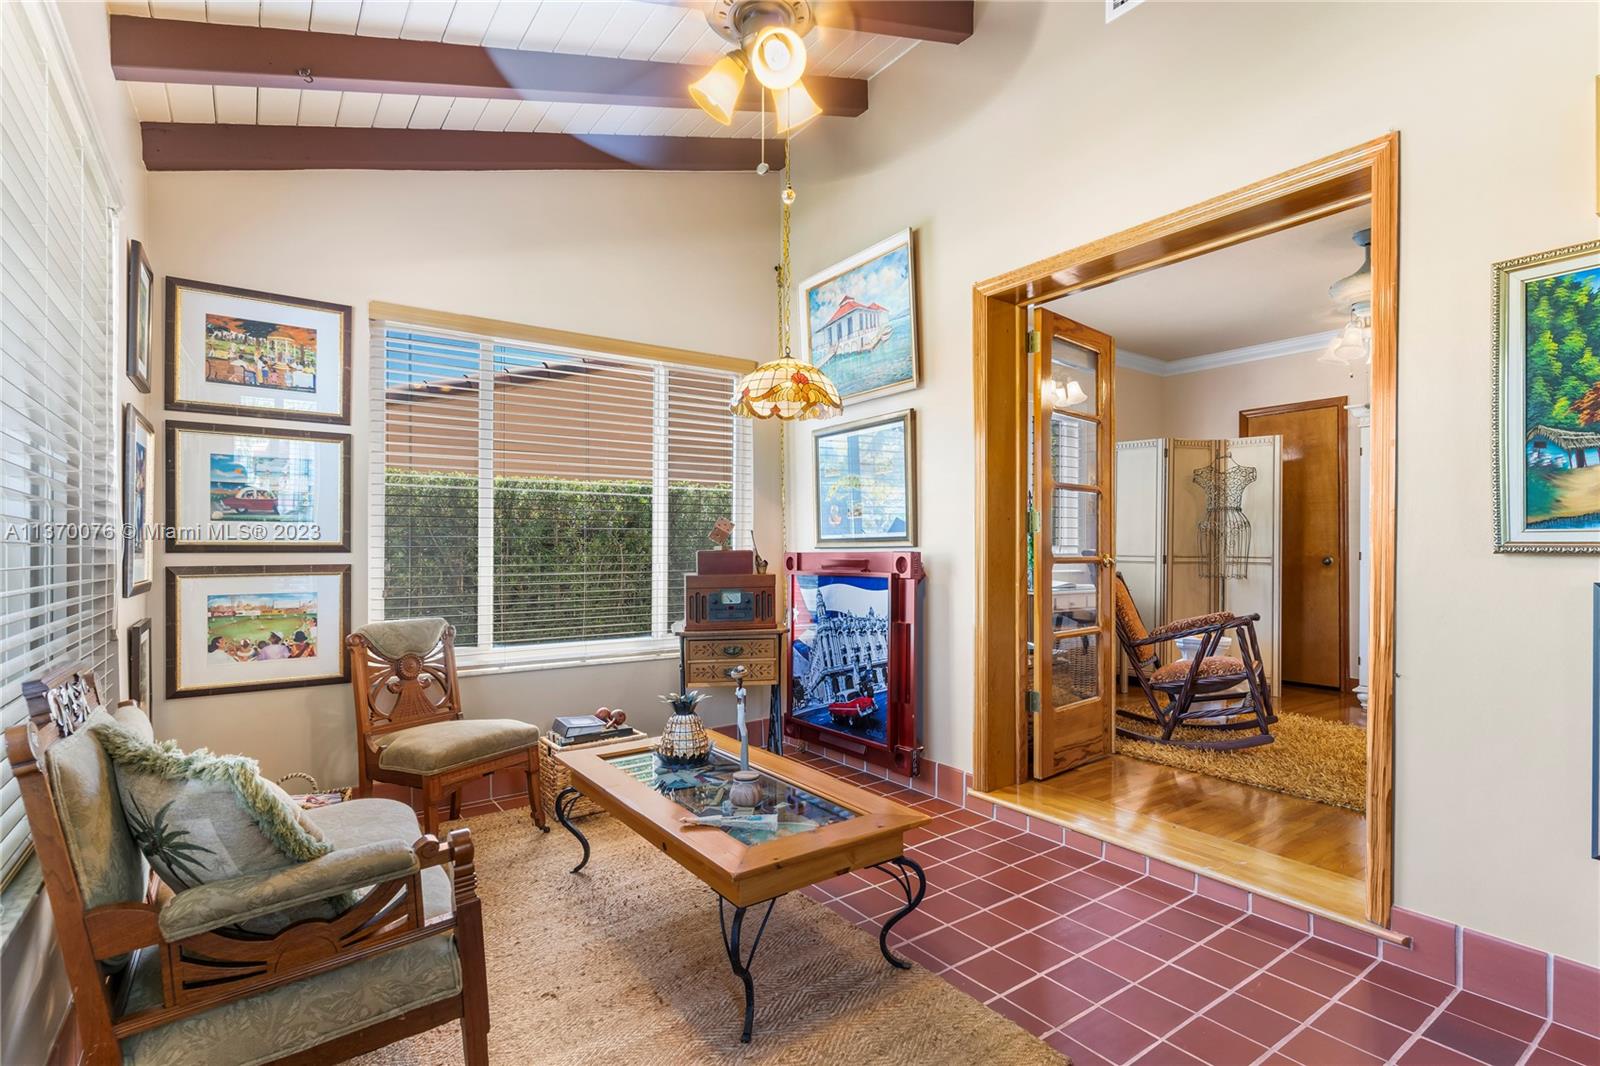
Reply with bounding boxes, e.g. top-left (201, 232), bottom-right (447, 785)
top-left (727, 664), bottom-right (763, 807)
top-left (655, 690), bottom-right (710, 765)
